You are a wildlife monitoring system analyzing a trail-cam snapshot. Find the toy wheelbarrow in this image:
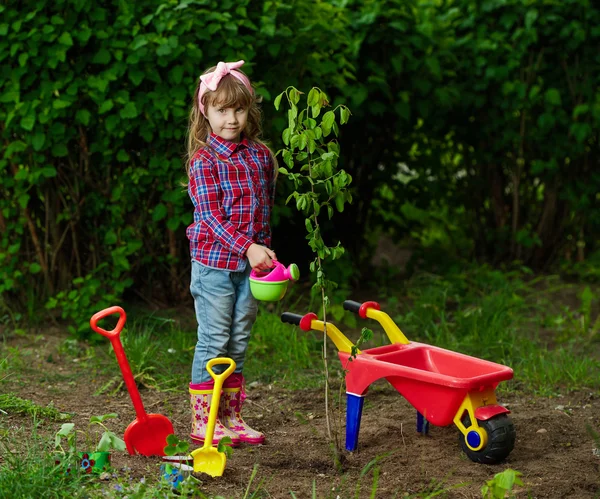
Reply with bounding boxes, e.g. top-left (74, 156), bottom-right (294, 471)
top-left (281, 300), bottom-right (516, 464)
